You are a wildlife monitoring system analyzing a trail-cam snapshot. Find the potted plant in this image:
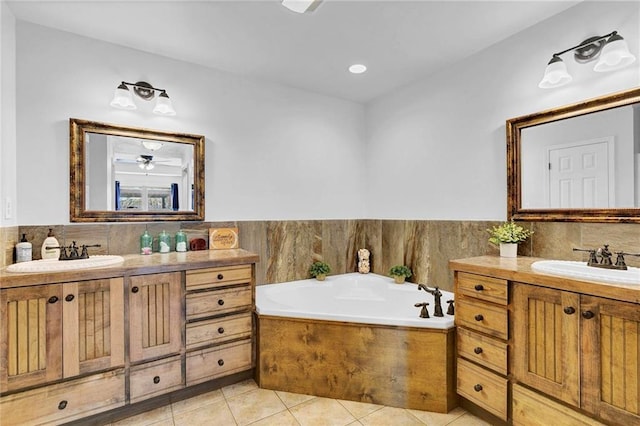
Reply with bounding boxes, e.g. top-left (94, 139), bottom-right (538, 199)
top-left (389, 265), bottom-right (412, 284)
top-left (487, 220), bottom-right (533, 258)
top-left (309, 261), bottom-right (331, 281)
